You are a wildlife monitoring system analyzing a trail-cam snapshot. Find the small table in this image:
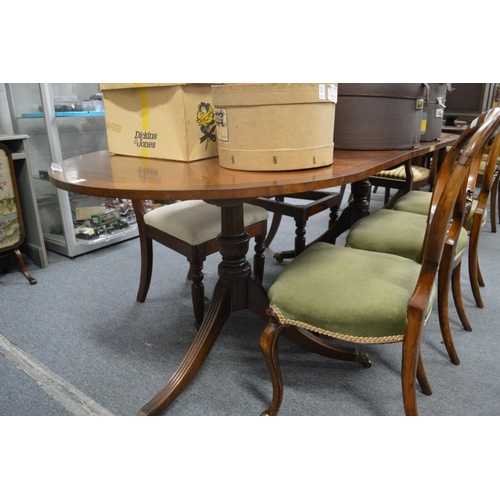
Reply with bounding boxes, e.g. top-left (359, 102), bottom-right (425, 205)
top-left (49, 134), bottom-right (457, 415)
